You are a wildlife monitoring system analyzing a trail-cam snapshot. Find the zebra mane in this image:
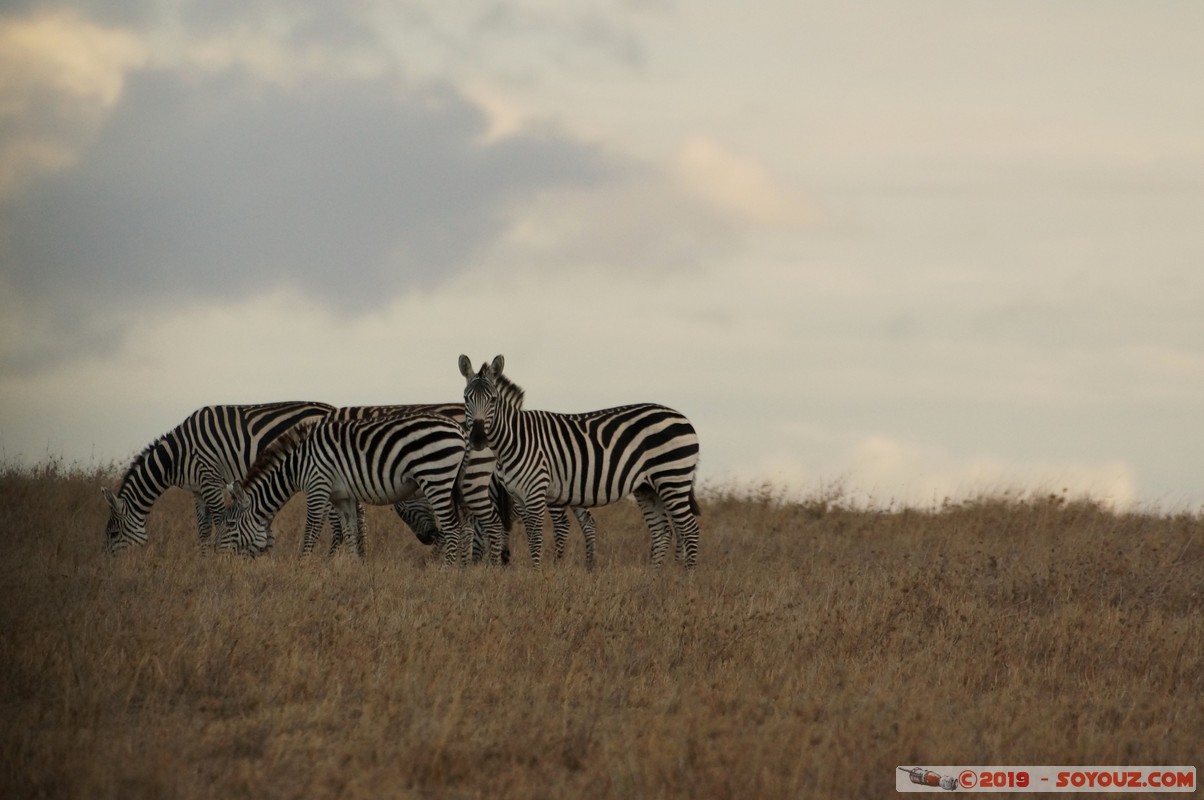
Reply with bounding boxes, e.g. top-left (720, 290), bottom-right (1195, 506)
top-left (117, 428), bottom-right (173, 491)
top-left (241, 418), bottom-right (318, 490)
top-left (492, 369), bottom-right (526, 410)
